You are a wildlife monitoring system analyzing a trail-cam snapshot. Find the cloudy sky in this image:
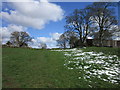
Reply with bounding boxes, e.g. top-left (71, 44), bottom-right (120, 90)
top-left (0, 0), bottom-right (119, 48)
